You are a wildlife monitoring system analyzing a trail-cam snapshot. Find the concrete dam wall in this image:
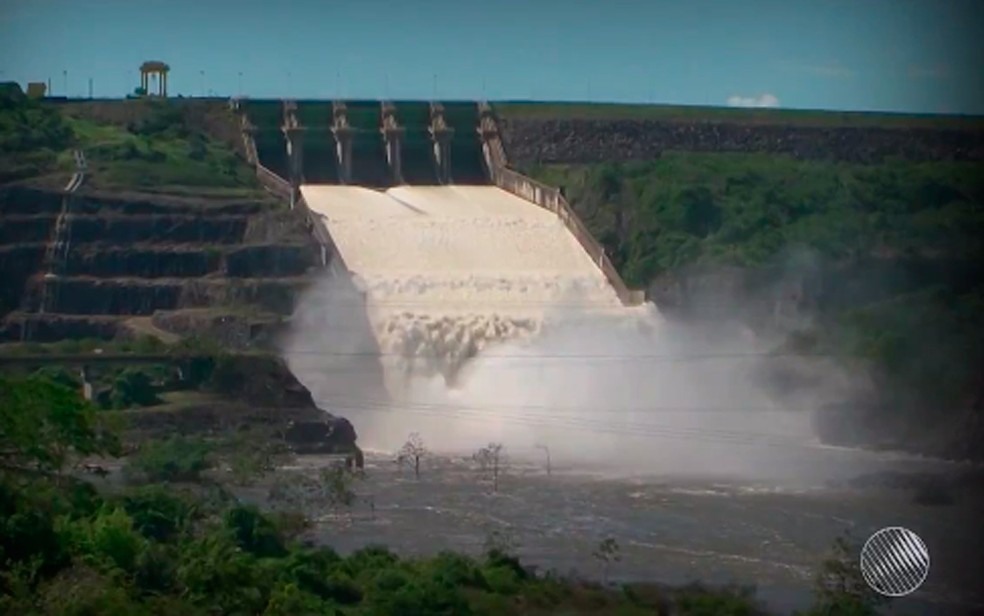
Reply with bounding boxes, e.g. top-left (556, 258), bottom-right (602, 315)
top-left (496, 116), bottom-right (984, 166)
top-left (244, 99), bottom-right (489, 189)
